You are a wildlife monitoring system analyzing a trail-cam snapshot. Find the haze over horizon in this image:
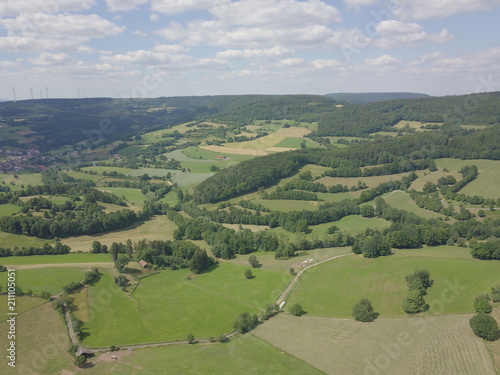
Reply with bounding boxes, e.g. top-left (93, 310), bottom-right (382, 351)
top-left (1, 0), bottom-right (500, 100)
